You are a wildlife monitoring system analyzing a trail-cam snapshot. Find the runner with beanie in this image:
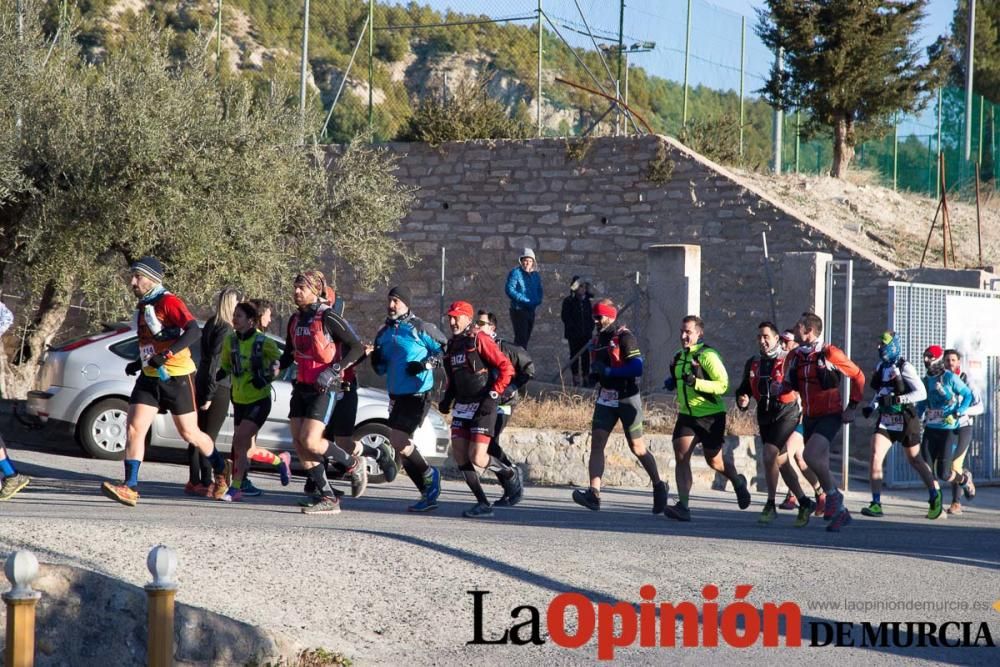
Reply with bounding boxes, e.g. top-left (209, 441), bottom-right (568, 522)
top-left (102, 256), bottom-right (230, 506)
top-left (505, 248), bottom-right (543, 348)
top-left (370, 285), bottom-right (447, 511)
top-left (572, 298), bottom-right (668, 514)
